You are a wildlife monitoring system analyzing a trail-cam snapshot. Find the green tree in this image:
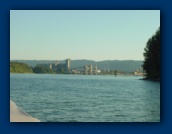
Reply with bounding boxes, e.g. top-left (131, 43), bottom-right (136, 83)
top-left (33, 66), bottom-right (54, 74)
top-left (10, 62), bottom-right (33, 73)
top-left (33, 66), bottom-right (45, 73)
top-left (59, 68), bottom-right (65, 74)
top-left (143, 27), bottom-right (160, 80)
